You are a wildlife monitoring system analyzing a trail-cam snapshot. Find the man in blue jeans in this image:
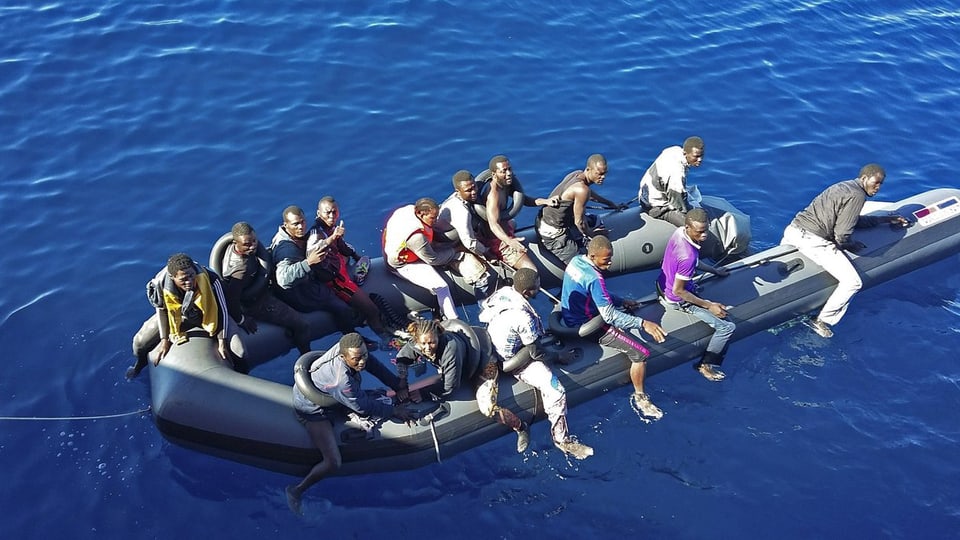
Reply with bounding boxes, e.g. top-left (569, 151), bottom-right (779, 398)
top-left (656, 208), bottom-right (735, 381)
